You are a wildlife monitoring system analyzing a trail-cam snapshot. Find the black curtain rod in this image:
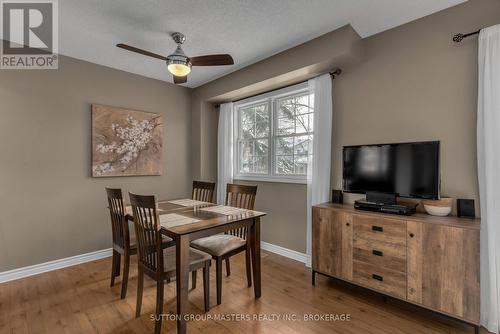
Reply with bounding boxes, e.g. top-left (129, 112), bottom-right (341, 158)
top-left (223, 68), bottom-right (342, 106)
top-left (330, 68), bottom-right (342, 77)
top-left (453, 30), bottom-right (480, 43)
